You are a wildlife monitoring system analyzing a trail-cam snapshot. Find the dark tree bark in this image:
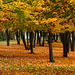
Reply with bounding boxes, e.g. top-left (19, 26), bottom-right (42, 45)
top-left (56, 34), bottom-right (58, 40)
top-left (60, 33), bottom-right (68, 57)
top-left (53, 34), bottom-right (55, 41)
top-left (42, 32), bottom-right (45, 46)
top-left (40, 31), bottom-right (42, 43)
top-left (66, 31), bottom-right (69, 53)
top-left (49, 32), bottom-right (55, 62)
top-left (45, 32), bottom-right (48, 39)
top-left (71, 31), bottom-right (74, 51)
top-left (19, 31), bottom-right (20, 43)
top-left (5, 29), bottom-right (9, 46)
top-left (37, 31), bottom-right (39, 44)
top-left (27, 31), bottom-right (29, 49)
top-left (37, 31), bottom-right (41, 46)
top-left (38, 35), bottom-right (41, 46)
top-left (59, 33), bottom-right (64, 43)
top-left (30, 32), bottom-right (34, 53)
top-left (63, 32), bottom-right (67, 57)
top-left (20, 31), bottom-right (27, 50)
top-left (69, 33), bottom-right (71, 45)
top-left (33, 32), bottom-right (36, 48)
top-left (15, 31), bottom-right (20, 44)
